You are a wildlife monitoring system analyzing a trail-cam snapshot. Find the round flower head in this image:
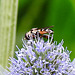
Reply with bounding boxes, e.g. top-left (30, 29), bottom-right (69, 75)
top-left (7, 35), bottom-right (75, 75)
